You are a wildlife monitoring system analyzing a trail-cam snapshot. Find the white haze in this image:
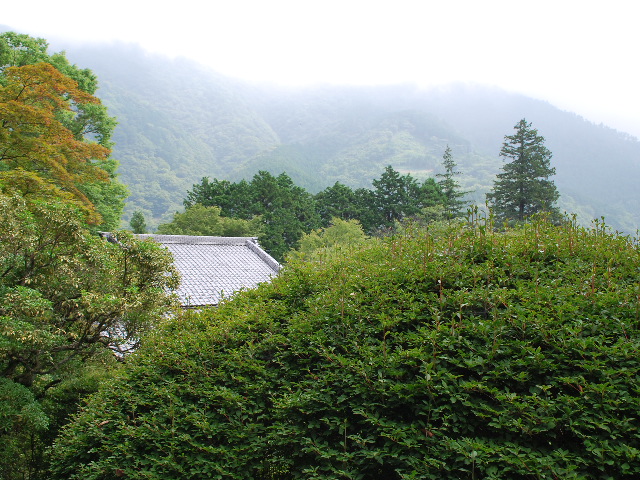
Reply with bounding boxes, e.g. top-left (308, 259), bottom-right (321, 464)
top-left (3, 0), bottom-right (640, 138)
